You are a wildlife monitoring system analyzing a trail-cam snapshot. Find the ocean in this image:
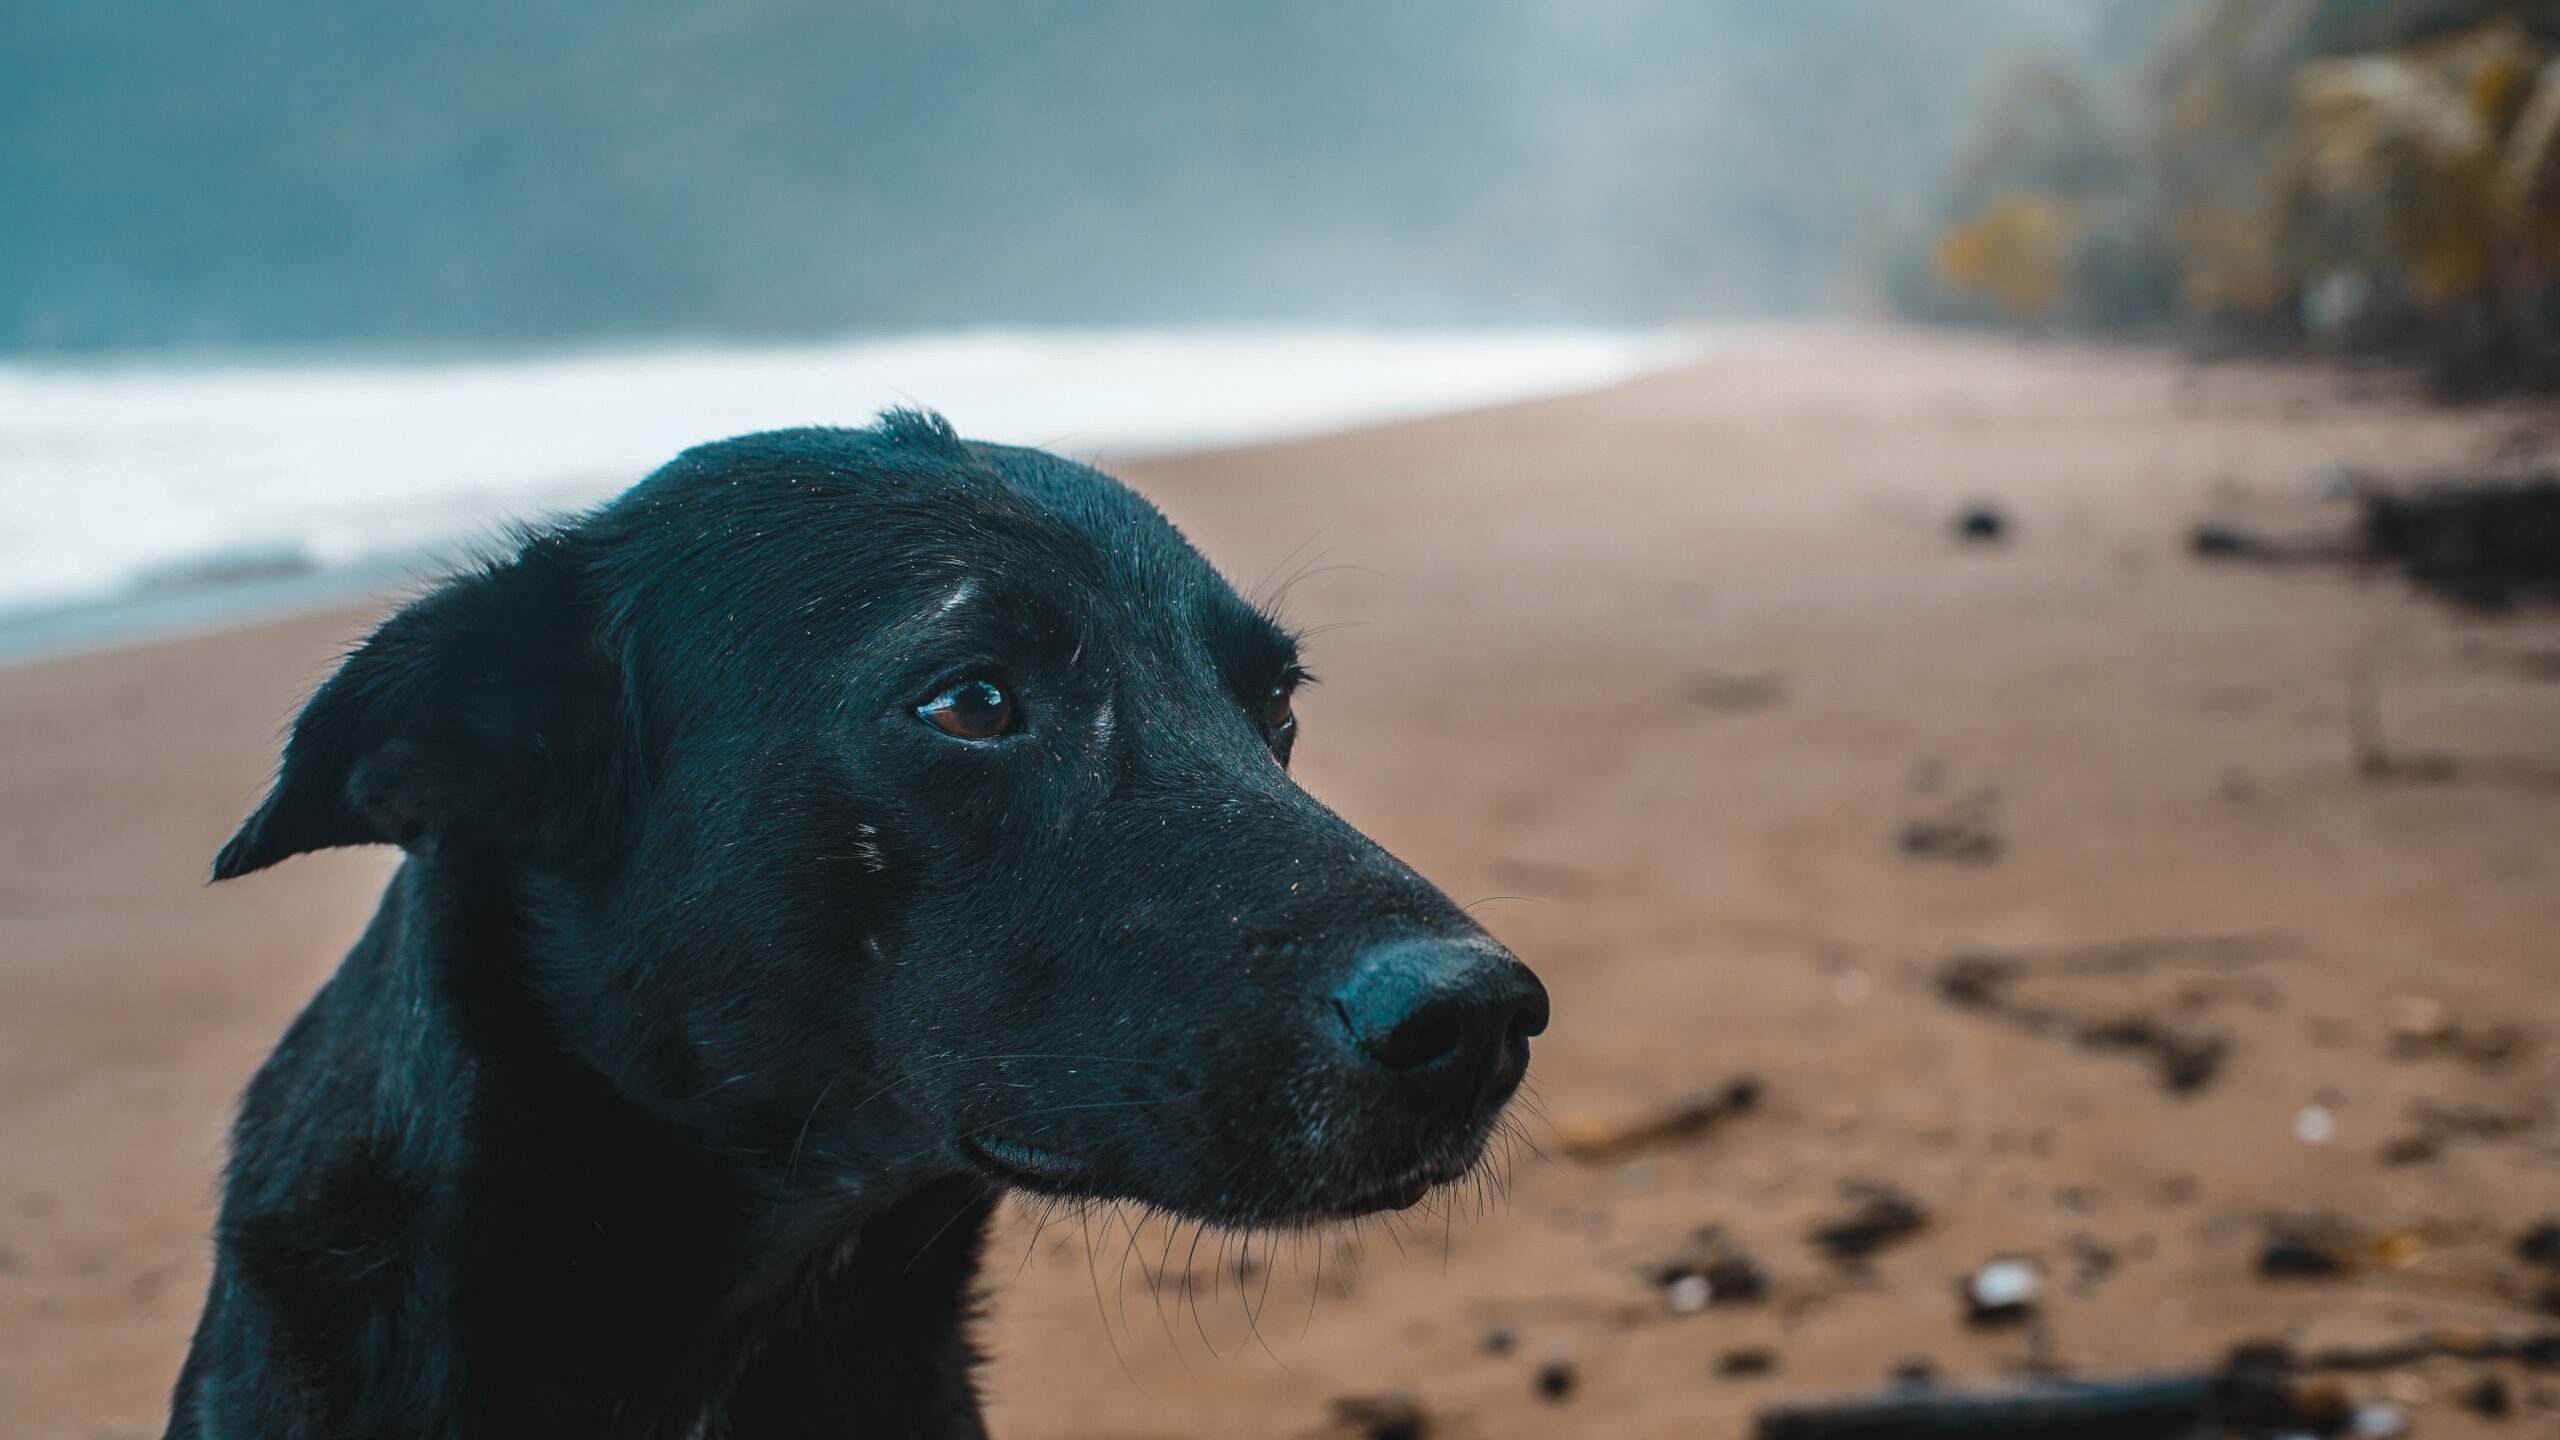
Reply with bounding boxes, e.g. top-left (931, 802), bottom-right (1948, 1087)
top-left (0, 328), bottom-right (1691, 662)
